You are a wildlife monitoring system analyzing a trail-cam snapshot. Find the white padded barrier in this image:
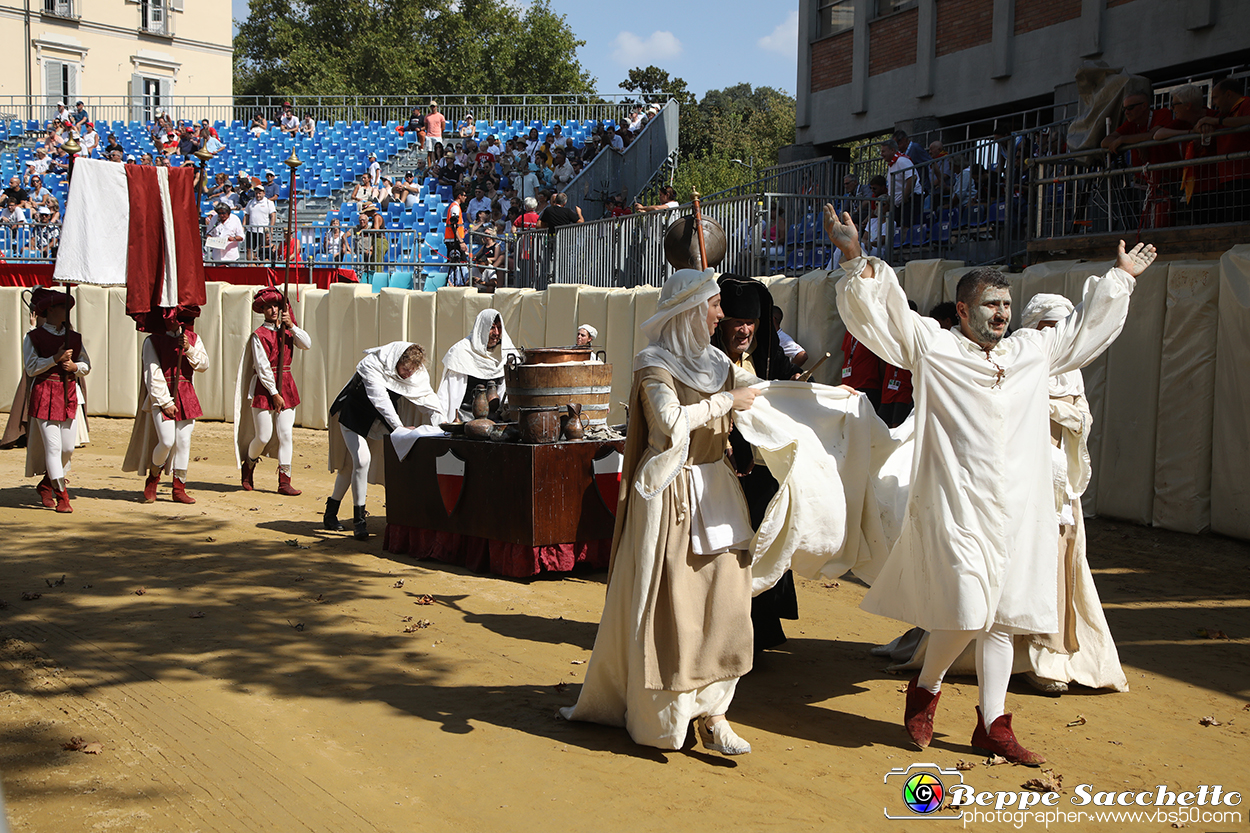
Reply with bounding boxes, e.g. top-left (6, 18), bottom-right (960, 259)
top-left (1212, 246), bottom-right (1250, 539)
